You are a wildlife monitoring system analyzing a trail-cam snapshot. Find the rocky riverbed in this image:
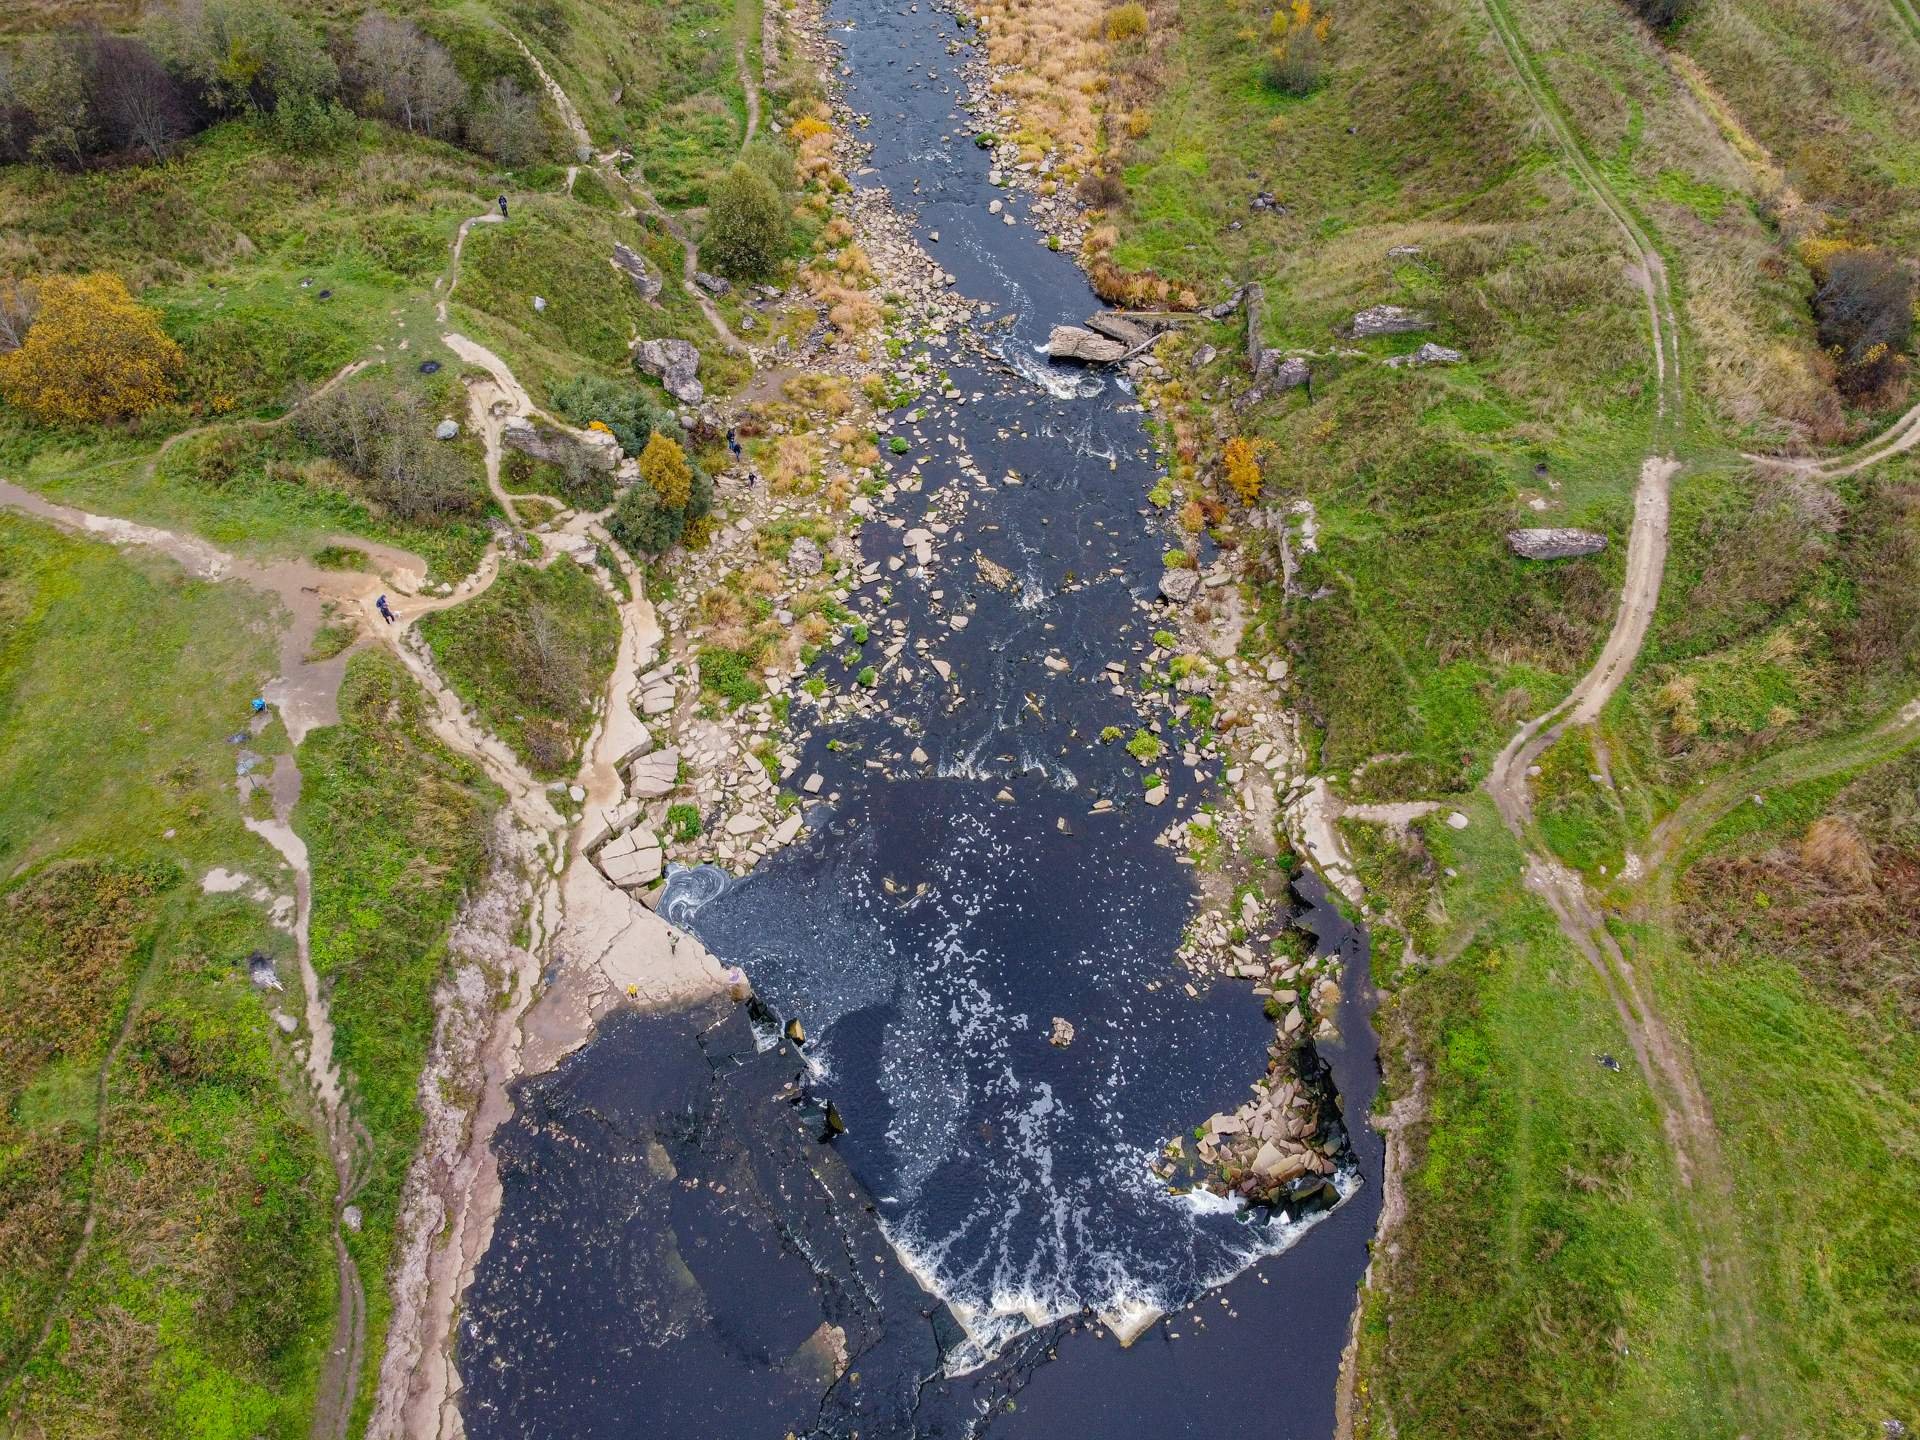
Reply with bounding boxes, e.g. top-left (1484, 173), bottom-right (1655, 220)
top-left (460, 0), bottom-right (1382, 1434)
